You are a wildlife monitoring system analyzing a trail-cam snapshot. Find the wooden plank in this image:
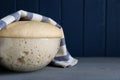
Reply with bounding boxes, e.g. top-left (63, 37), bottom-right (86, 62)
top-left (0, 0), bottom-right (15, 18)
top-left (39, 0), bottom-right (61, 24)
top-left (106, 0), bottom-right (120, 56)
top-left (16, 0), bottom-right (39, 13)
top-left (62, 0), bottom-right (83, 56)
top-left (84, 0), bottom-right (106, 56)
